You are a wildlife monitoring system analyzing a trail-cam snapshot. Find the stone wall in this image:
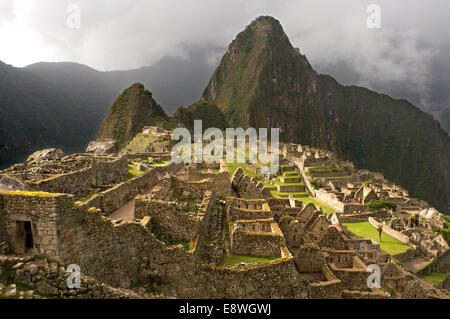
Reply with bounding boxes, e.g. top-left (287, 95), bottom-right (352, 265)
top-left (55, 200), bottom-right (310, 298)
top-left (308, 265), bottom-right (343, 299)
top-left (187, 166), bottom-right (232, 198)
top-left (231, 228), bottom-right (284, 258)
top-left (0, 256), bottom-right (141, 299)
top-left (194, 198), bottom-right (225, 265)
top-left (368, 217), bottom-right (409, 244)
top-left (128, 152), bottom-right (171, 162)
top-left (415, 249), bottom-right (450, 277)
top-left (228, 206), bottom-right (272, 222)
top-left (0, 191), bottom-right (73, 259)
top-left (314, 189), bottom-right (345, 212)
top-left (27, 155), bottom-right (128, 197)
top-left (172, 178), bottom-right (212, 199)
top-left (343, 203), bottom-right (367, 214)
top-left (295, 241), bottom-right (325, 273)
top-left (77, 163), bottom-right (183, 215)
top-left (134, 197), bottom-right (200, 243)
